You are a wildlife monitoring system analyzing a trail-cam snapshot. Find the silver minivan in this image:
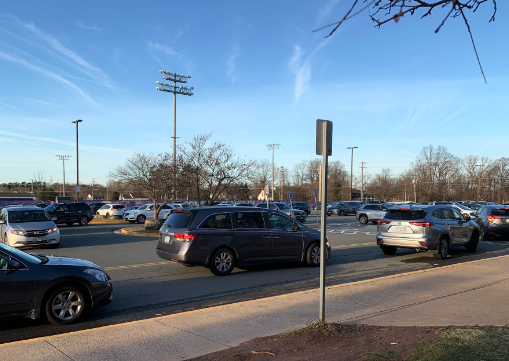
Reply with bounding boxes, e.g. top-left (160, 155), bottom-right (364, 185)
top-left (0, 206), bottom-right (60, 248)
top-left (376, 205), bottom-right (479, 260)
